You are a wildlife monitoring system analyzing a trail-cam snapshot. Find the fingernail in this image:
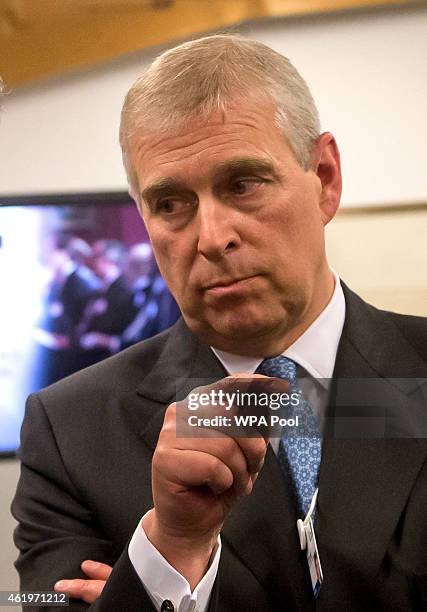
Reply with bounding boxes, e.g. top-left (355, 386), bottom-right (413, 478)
top-left (85, 560), bottom-right (100, 569)
top-left (55, 580), bottom-right (70, 590)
